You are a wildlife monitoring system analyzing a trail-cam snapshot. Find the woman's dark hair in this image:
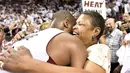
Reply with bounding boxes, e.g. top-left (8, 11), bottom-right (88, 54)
top-left (82, 11), bottom-right (105, 40)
